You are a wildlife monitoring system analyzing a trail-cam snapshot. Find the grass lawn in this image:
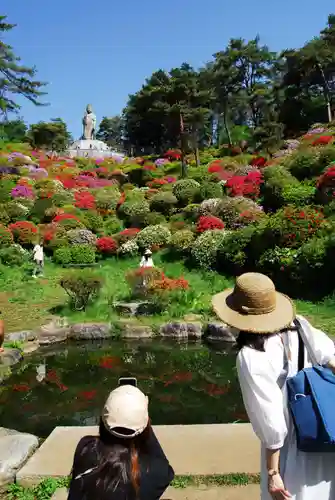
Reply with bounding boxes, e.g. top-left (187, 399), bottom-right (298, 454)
top-left (0, 252), bottom-right (334, 336)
